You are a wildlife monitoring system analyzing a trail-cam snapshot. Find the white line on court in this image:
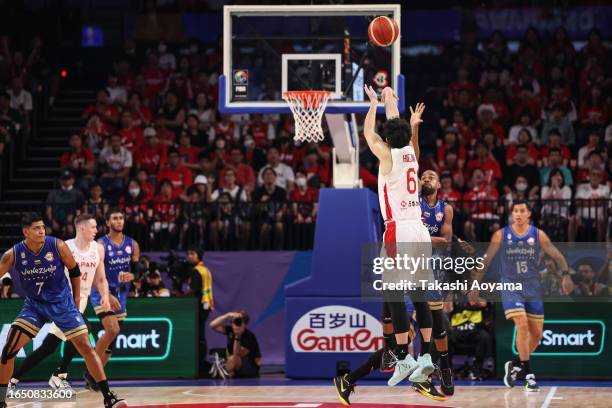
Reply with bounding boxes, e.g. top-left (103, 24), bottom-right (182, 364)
top-left (541, 386), bottom-right (558, 408)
